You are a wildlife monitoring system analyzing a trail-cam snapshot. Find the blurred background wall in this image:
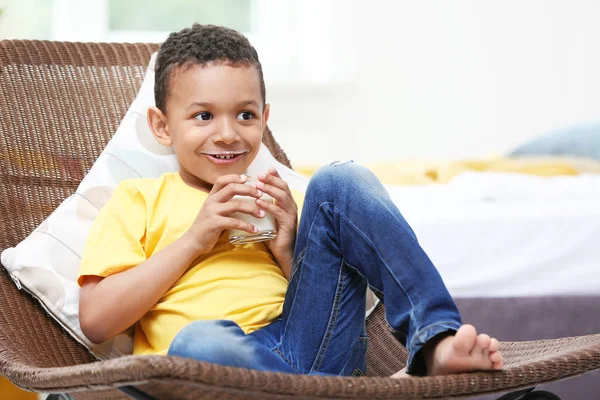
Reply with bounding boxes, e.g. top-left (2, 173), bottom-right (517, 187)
top-left (1, 0), bottom-right (599, 165)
